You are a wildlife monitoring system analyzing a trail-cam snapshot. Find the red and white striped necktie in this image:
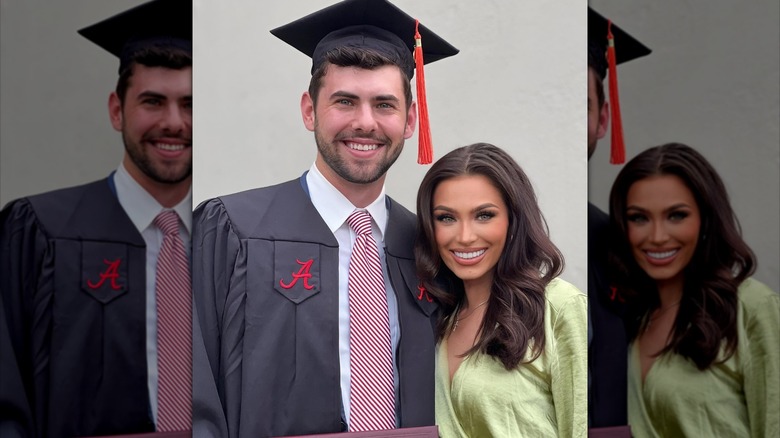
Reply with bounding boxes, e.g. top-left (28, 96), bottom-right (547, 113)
top-left (346, 210), bottom-right (395, 431)
top-left (153, 210), bottom-right (192, 432)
